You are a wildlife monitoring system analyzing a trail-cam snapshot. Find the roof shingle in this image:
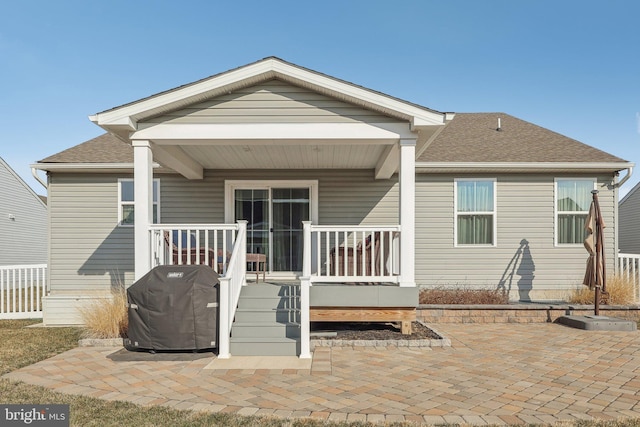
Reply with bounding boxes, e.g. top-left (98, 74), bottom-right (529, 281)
top-left (40, 113), bottom-right (628, 166)
top-left (418, 113), bottom-right (627, 164)
top-left (40, 133), bottom-right (132, 163)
